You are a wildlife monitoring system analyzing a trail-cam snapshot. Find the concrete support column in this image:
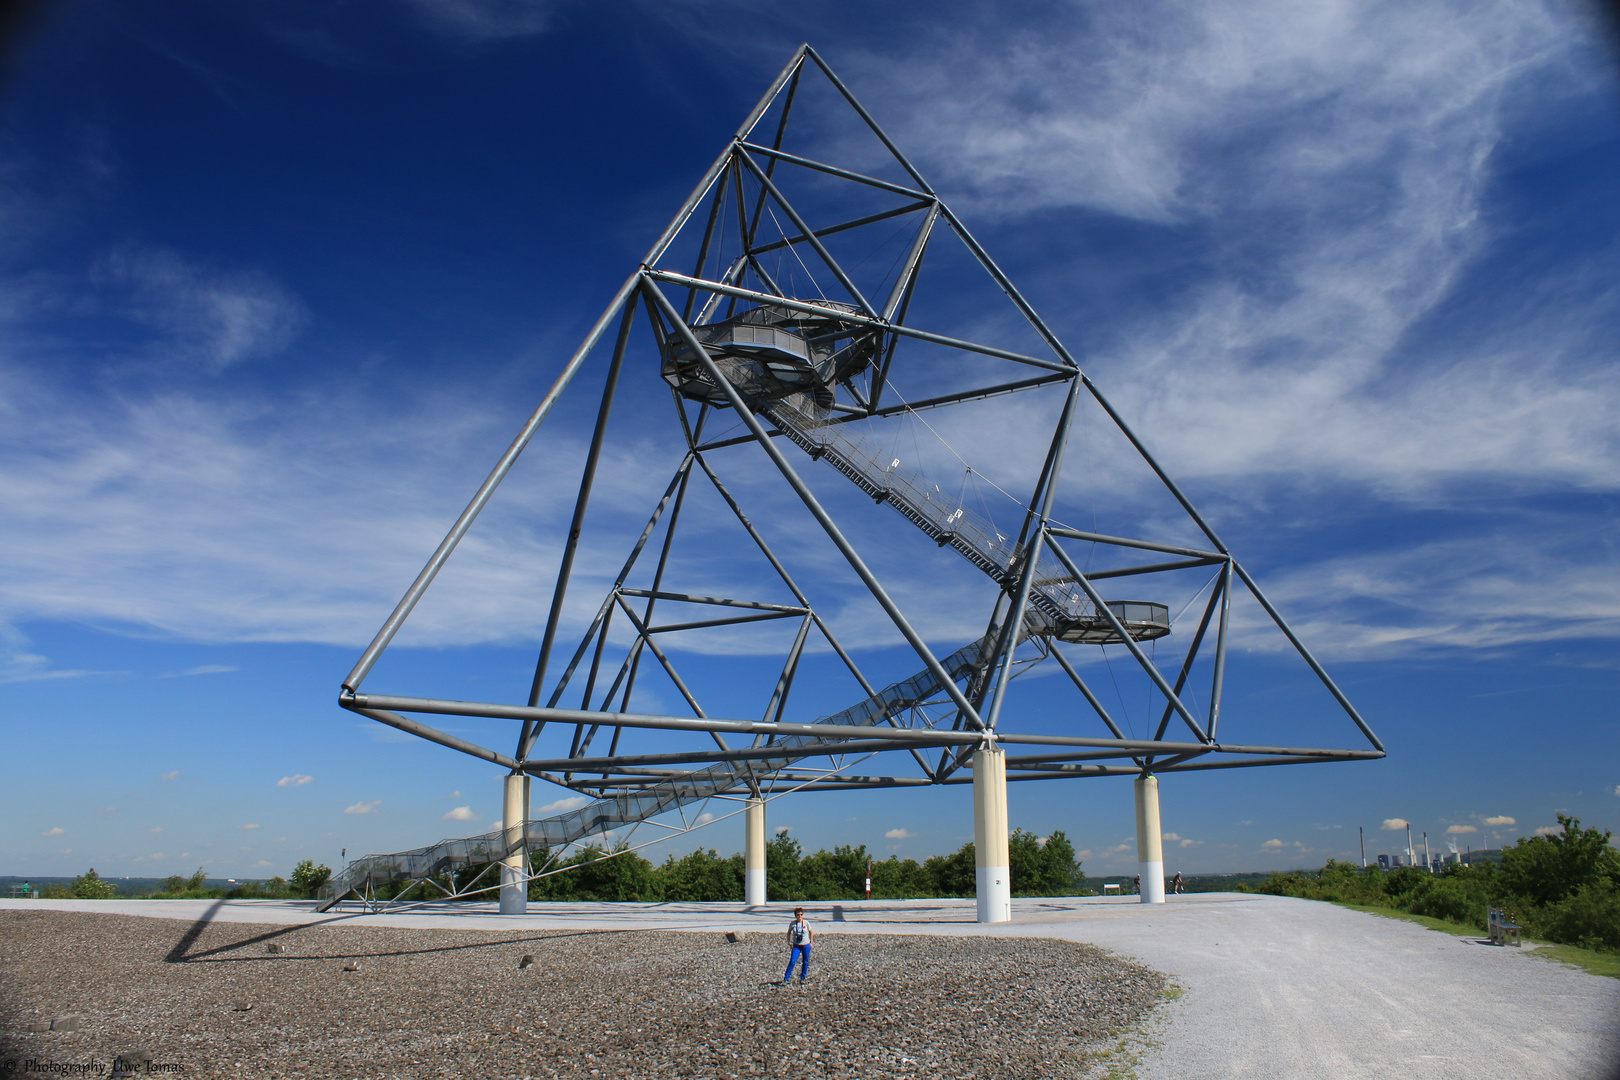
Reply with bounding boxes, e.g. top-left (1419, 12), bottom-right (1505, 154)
top-left (745, 797), bottom-right (767, 906)
top-left (973, 745), bottom-right (1011, 924)
top-left (1135, 773), bottom-right (1165, 904)
top-left (500, 771), bottom-right (530, 915)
